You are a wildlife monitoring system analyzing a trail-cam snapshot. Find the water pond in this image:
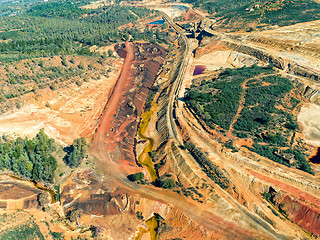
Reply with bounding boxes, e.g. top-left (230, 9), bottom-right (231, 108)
top-left (193, 65), bottom-right (206, 76)
top-left (148, 19), bottom-right (165, 25)
top-left (310, 147), bottom-right (320, 164)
